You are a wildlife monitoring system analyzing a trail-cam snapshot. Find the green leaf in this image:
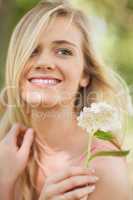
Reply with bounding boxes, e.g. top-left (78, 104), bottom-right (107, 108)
top-left (87, 150), bottom-right (130, 163)
top-left (94, 130), bottom-right (114, 141)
